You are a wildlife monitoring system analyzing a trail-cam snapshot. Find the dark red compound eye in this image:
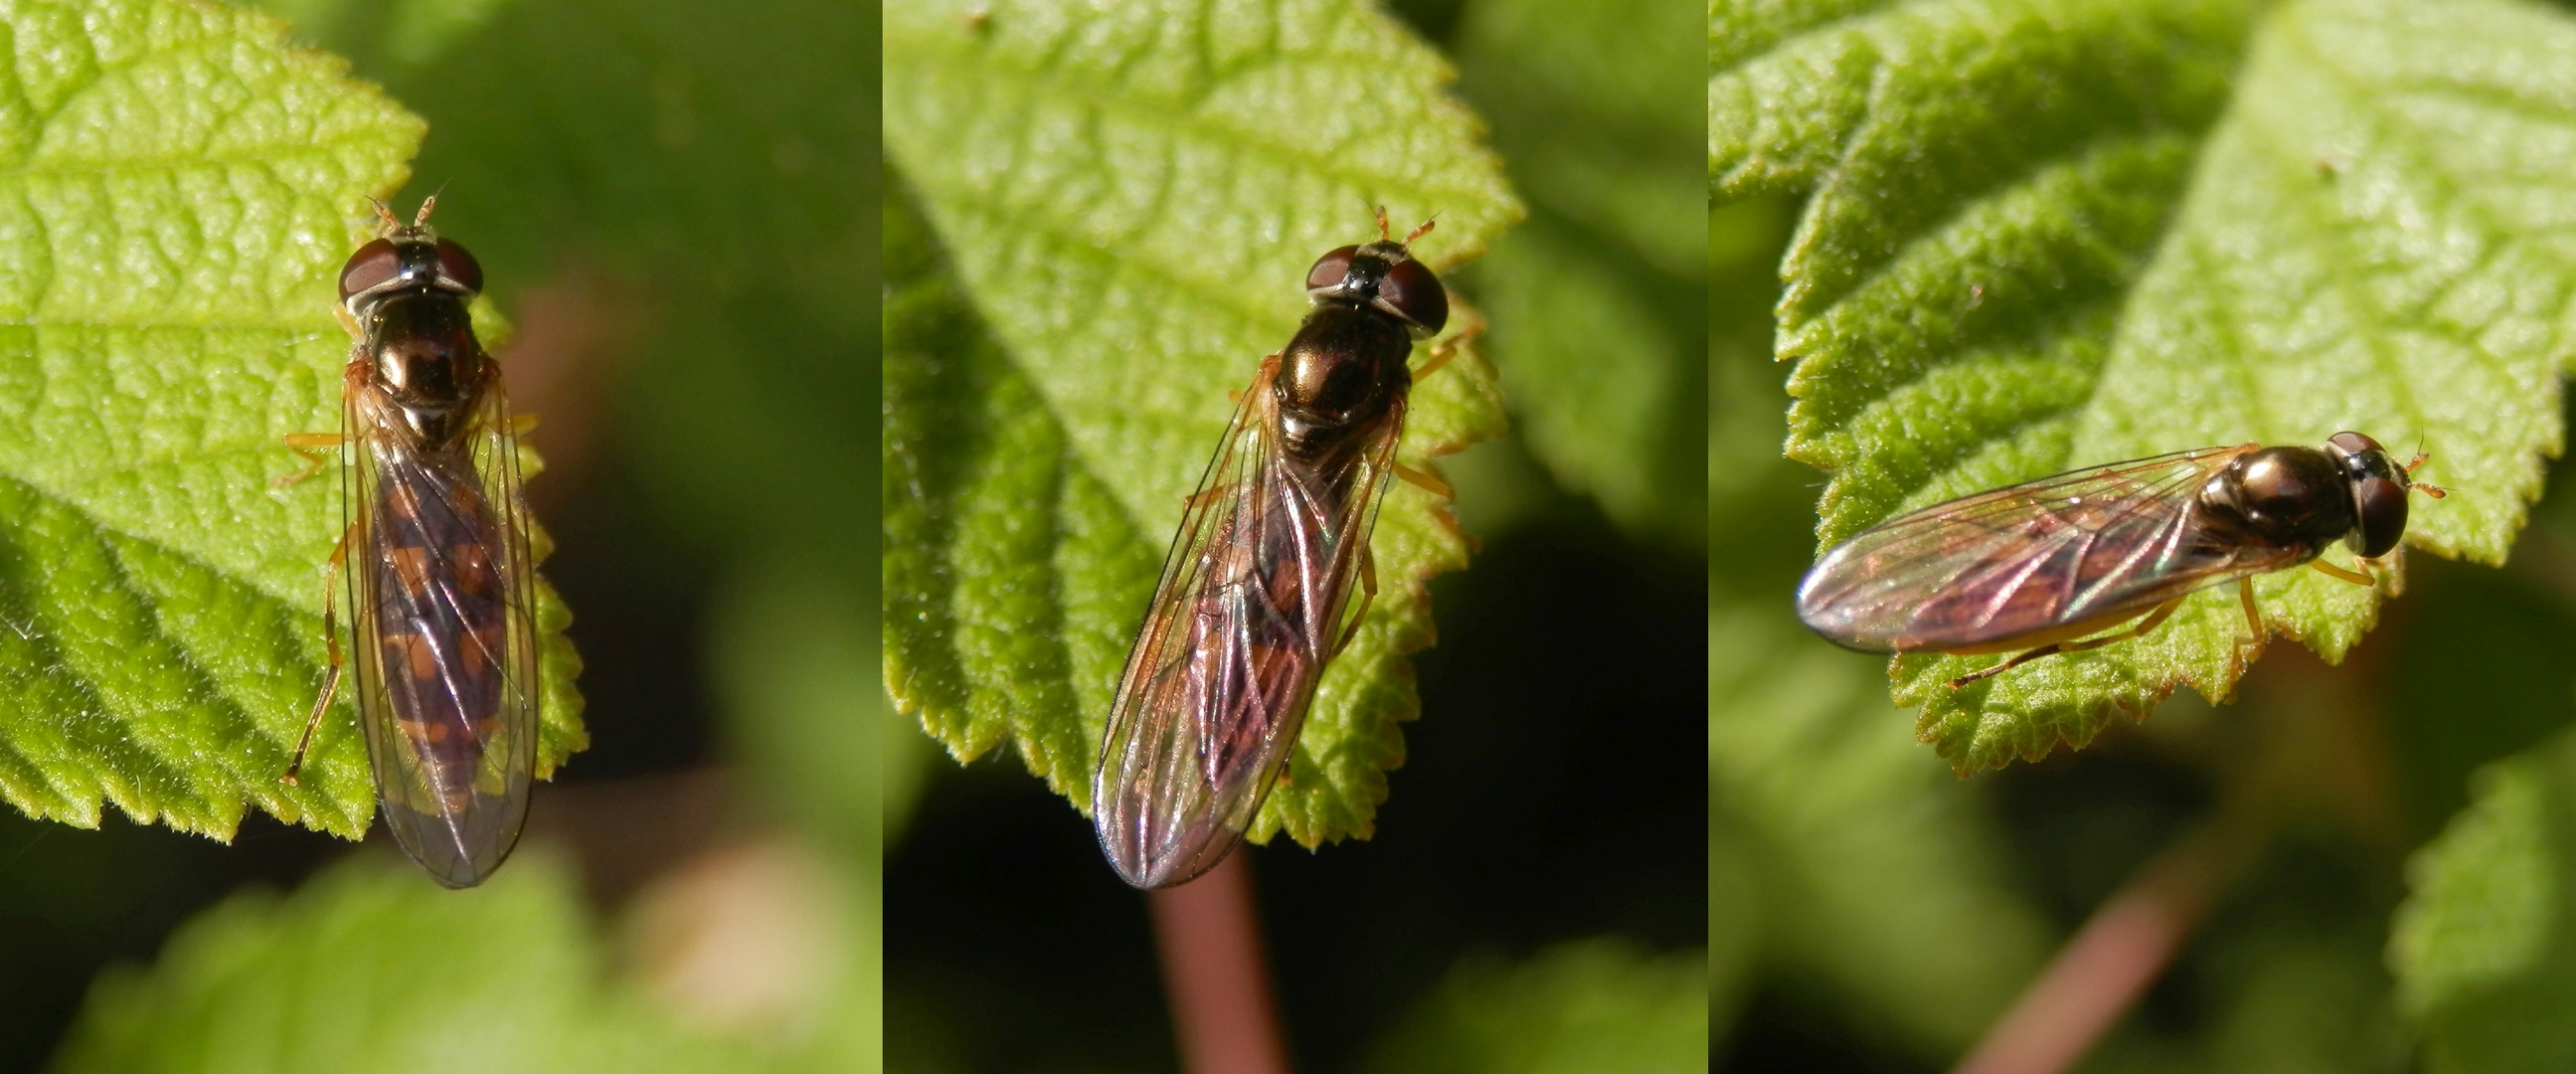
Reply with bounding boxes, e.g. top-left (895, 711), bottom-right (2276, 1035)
top-left (434, 239), bottom-right (484, 294)
top-left (338, 238), bottom-right (402, 300)
top-left (1377, 258), bottom-right (1448, 334)
top-left (2327, 432), bottom-right (2410, 558)
top-left (1306, 246), bottom-right (1357, 291)
top-left (2350, 472), bottom-right (2409, 558)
